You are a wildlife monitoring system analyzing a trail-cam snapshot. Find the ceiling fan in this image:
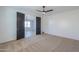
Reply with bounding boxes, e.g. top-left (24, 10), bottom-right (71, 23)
top-left (37, 6), bottom-right (53, 15)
